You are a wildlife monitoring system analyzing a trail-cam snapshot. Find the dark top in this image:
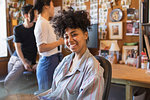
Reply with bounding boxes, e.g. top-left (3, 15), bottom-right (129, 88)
top-left (13, 23), bottom-right (37, 64)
